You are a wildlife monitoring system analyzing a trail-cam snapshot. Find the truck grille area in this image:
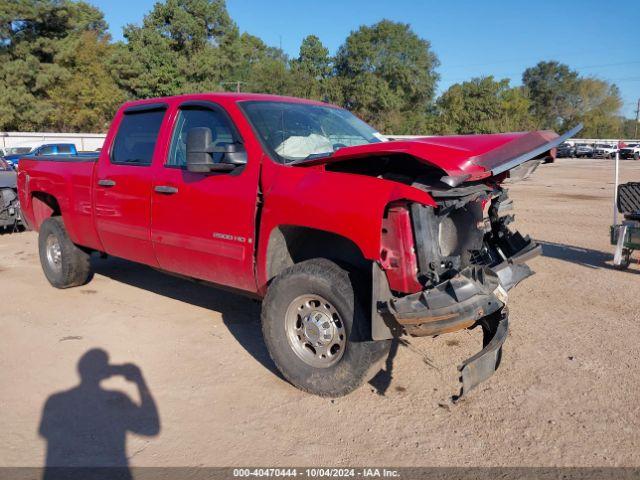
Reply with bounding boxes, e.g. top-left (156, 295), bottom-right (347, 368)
top-left (411, 188), bottom-right (532, 289)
